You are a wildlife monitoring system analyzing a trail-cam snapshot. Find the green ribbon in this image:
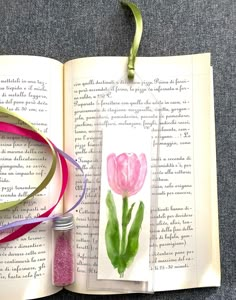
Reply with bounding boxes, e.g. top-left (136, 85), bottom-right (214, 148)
top-left (0, 106), bottom-right (57, 210)
top-left (121, 1), bottom-right (143, 79)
